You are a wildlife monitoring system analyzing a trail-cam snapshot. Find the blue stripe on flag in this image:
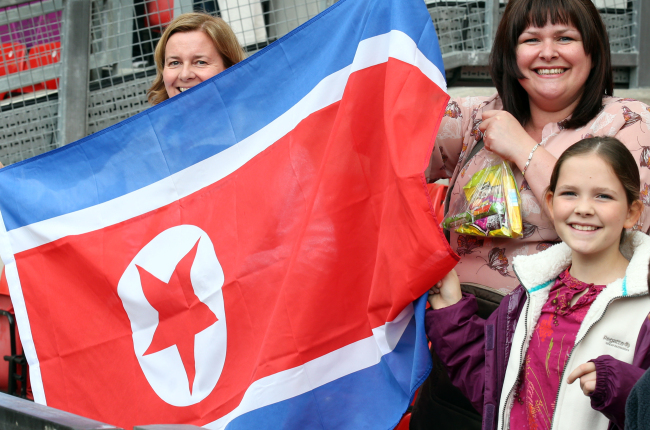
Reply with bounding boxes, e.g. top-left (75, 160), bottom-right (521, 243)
top-left (221, 295), bottom-right (432, 430)
top-left (0, 0), bottom-right (444, 232)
